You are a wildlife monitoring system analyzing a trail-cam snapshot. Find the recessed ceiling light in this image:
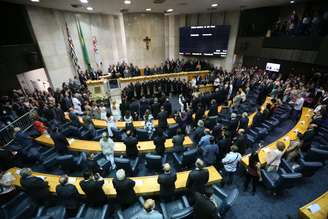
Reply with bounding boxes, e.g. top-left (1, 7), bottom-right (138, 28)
top-left (30, 0), bottom-right (40, 2)
top-left (290, 0), bottom-right (295, 3)
top-left (166, 8), bottom-right (174, 13)
top-left (211, 3), bottom-right (218, 7)
top-left (124, 0), bottom-right (131, 4)
top-left (86, 6), bottom-right (93, 11)
top-left (146, 8), bottom-right (151, 11)
top-left (80, 0), bottom-right (88, 3)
